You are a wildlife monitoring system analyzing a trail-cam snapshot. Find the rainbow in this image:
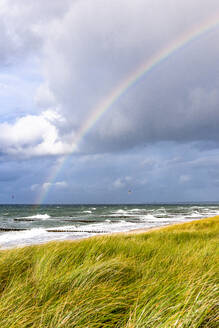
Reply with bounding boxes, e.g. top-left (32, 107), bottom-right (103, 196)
top-left (36, 15), bottom-right (219, 204)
